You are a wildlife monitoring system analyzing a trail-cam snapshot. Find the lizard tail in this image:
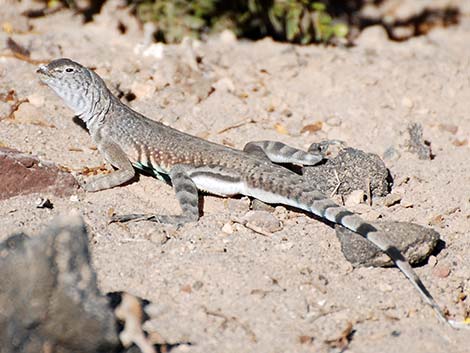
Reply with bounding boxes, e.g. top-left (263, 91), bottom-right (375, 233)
top-left (301, 192), bottom-right (456, 327)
